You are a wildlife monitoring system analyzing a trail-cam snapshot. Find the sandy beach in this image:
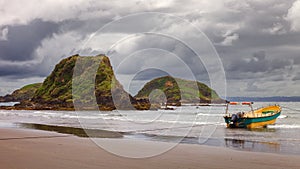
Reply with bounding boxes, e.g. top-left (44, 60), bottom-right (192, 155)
top-left (1, 128), bottom-right (300, 169)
